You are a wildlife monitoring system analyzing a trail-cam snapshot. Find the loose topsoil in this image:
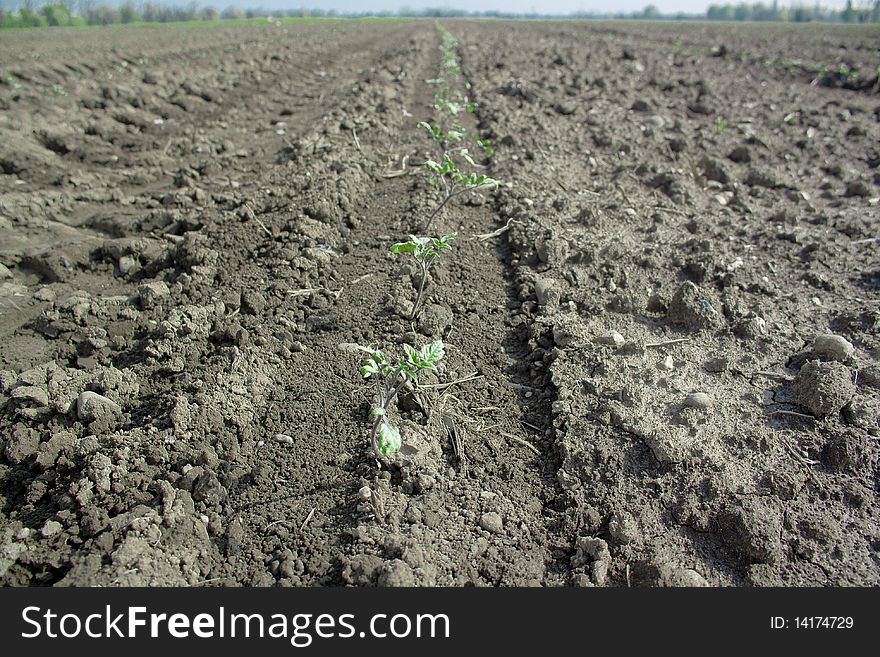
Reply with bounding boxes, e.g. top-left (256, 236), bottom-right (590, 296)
top-left (0, 19), bottom-right (878, 586)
